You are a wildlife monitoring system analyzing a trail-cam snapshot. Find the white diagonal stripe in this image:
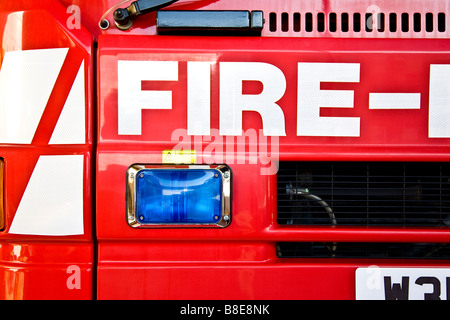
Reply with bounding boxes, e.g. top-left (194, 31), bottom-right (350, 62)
top-left (9, 155), bottom-right (84, 236)
top-left (49, 60), bottom-right (86, 144)
top-left (0, 48), bottom-right (68, 144)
